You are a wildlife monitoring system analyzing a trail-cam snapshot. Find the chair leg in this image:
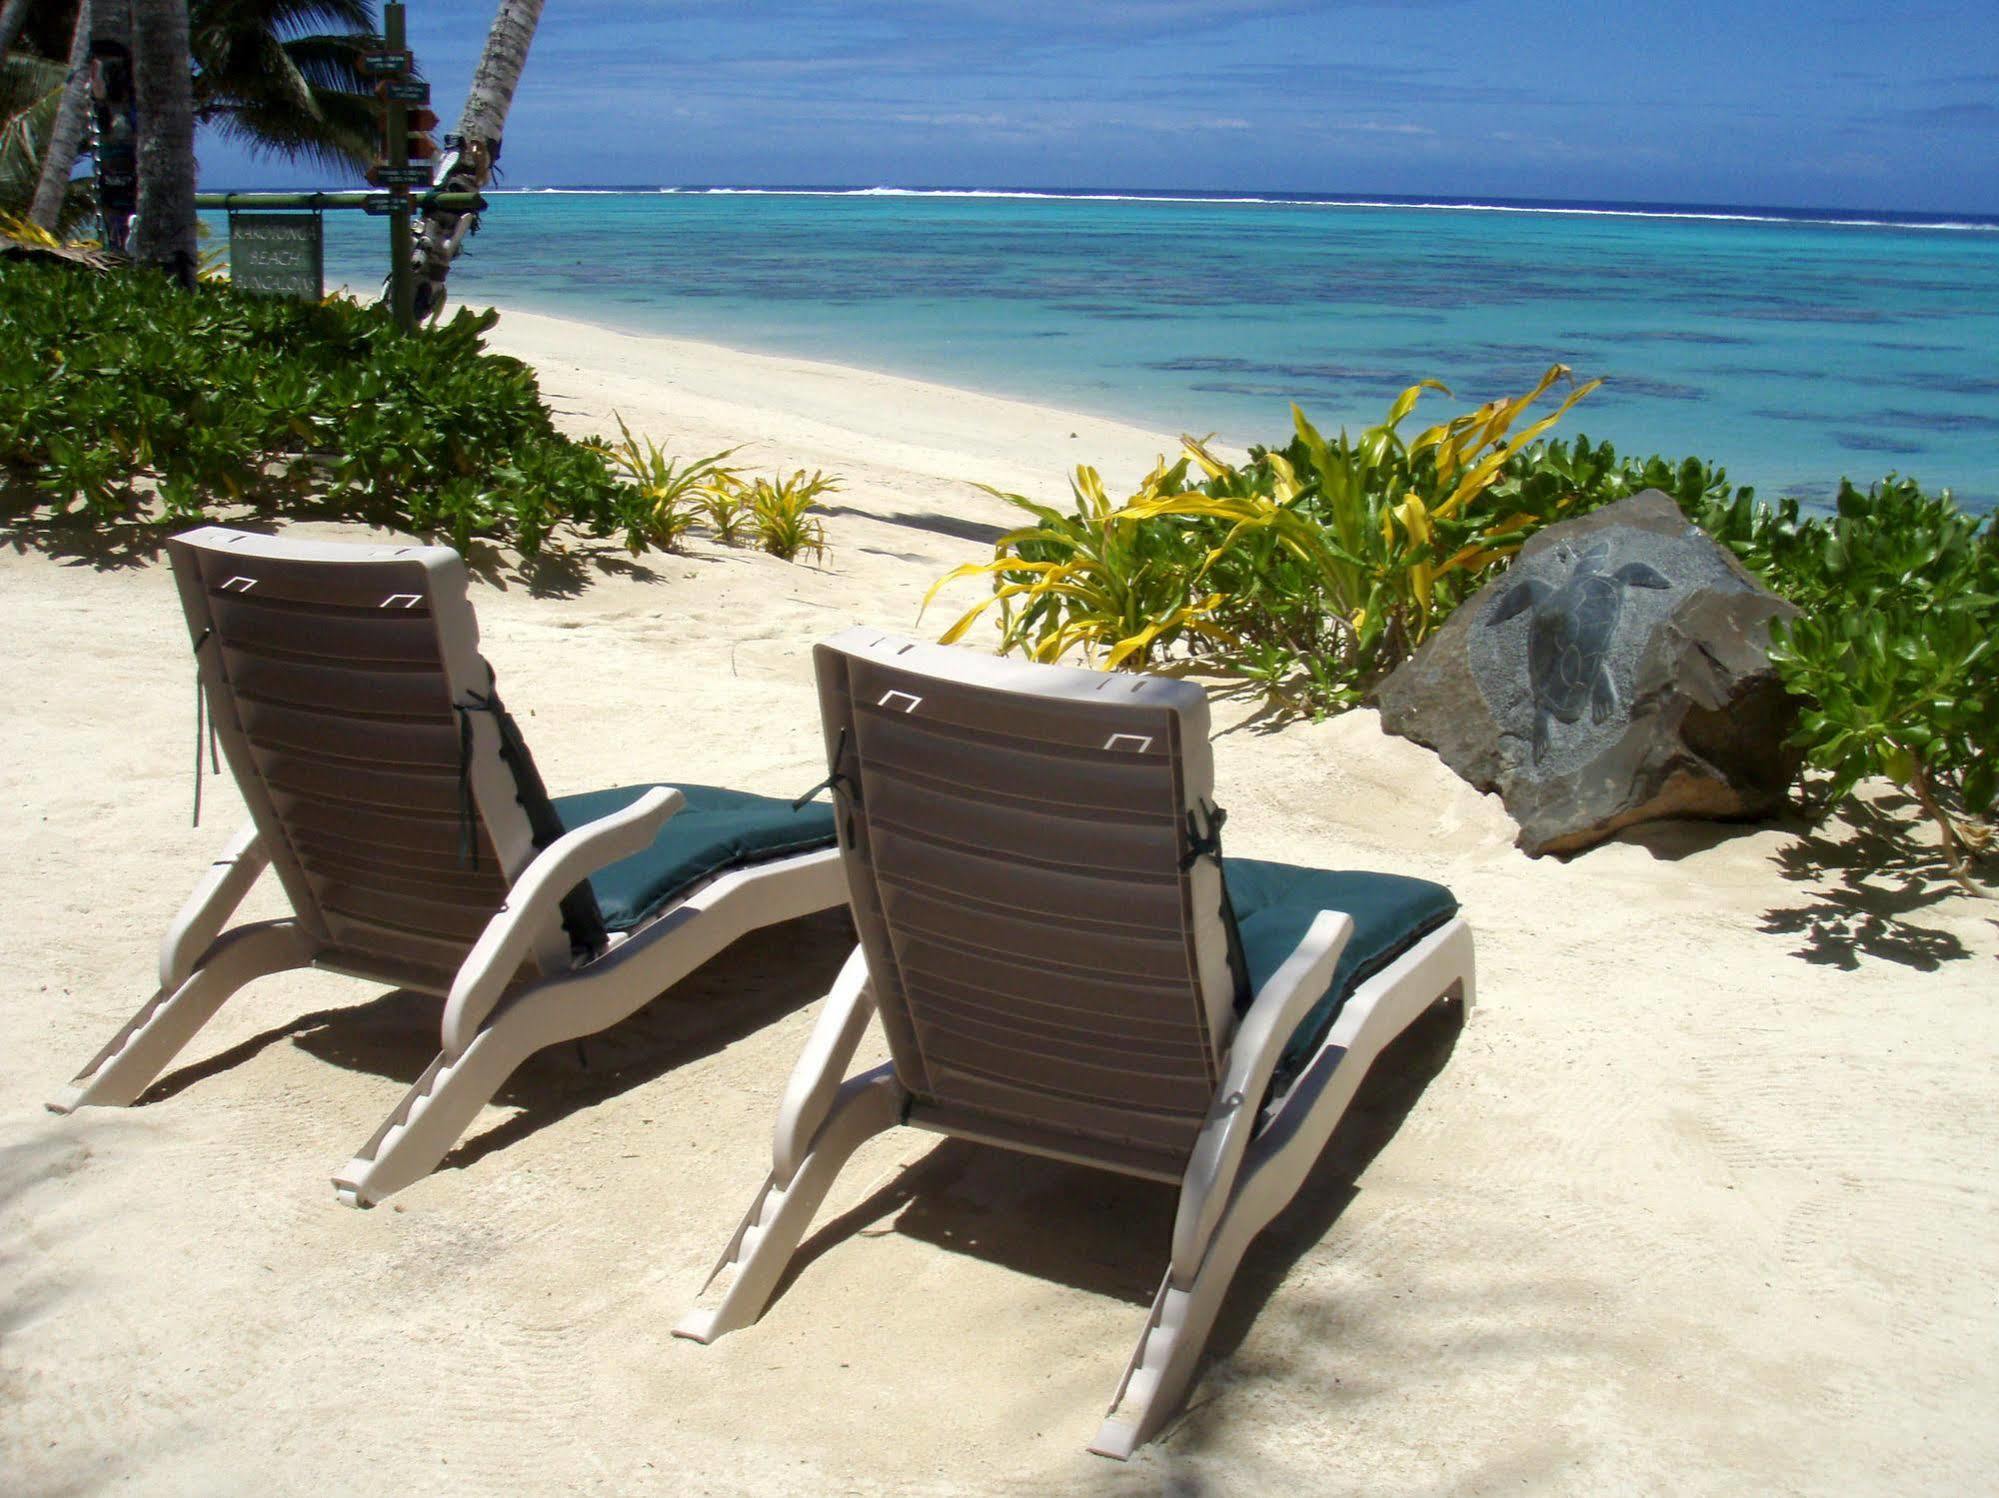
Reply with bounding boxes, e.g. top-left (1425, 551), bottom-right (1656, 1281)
top-left (1094, 926), bottom-right (1475, 1458)
top-left (336, 853), bottom-right (850, 1209)
top-left (1091, 1162), bottom-right (1294, 1459)
top-left (674, 1066), bottom-right (903, 1345)
top-left (331, 1014), bottom-right (553, 1208)
top-left (49, 920), bottom-right (313, 1113)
